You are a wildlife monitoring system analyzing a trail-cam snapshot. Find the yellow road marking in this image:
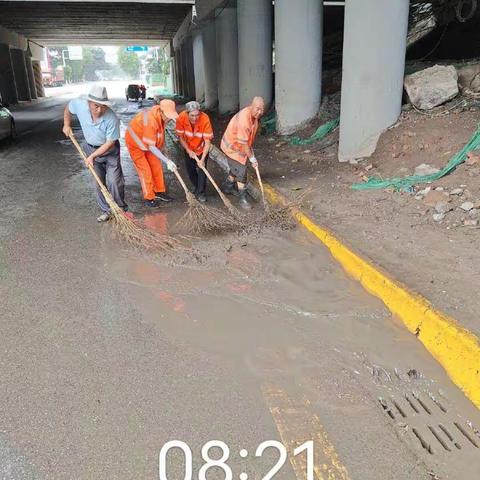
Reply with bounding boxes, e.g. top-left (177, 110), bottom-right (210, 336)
top-left (263, 183), bottom-right (480, 409)
top-left (262, 385), bottom-right (351, 480)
